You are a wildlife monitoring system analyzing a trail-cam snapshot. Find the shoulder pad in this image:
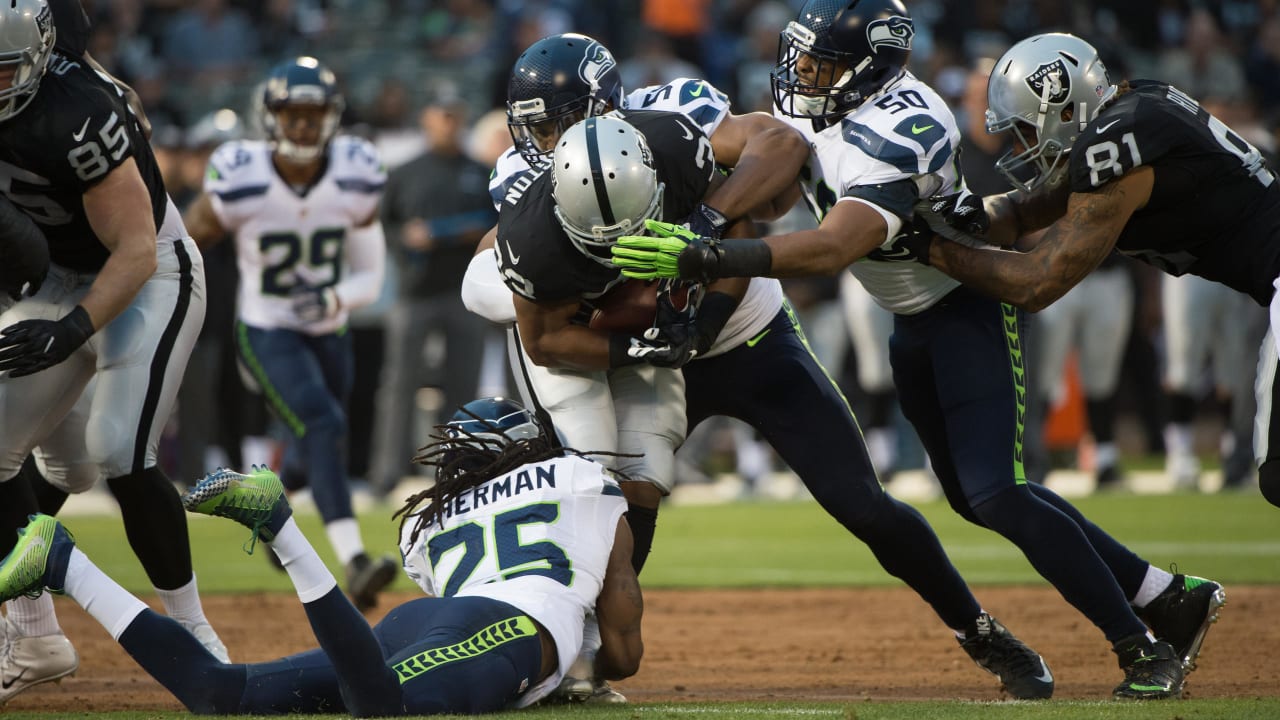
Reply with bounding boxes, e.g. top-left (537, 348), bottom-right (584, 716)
top-left (205, 140), bottom-right (271, 199)
top-left (330, 135), bottom-right (387, 193)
